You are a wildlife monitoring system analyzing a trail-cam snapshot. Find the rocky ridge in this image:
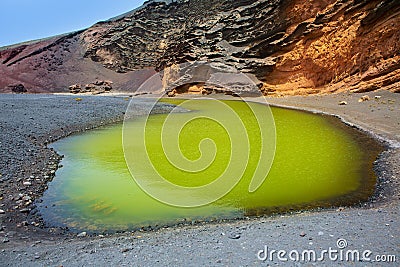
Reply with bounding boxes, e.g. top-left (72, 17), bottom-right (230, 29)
top-left (0, 0), bottom-right (399, 95)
